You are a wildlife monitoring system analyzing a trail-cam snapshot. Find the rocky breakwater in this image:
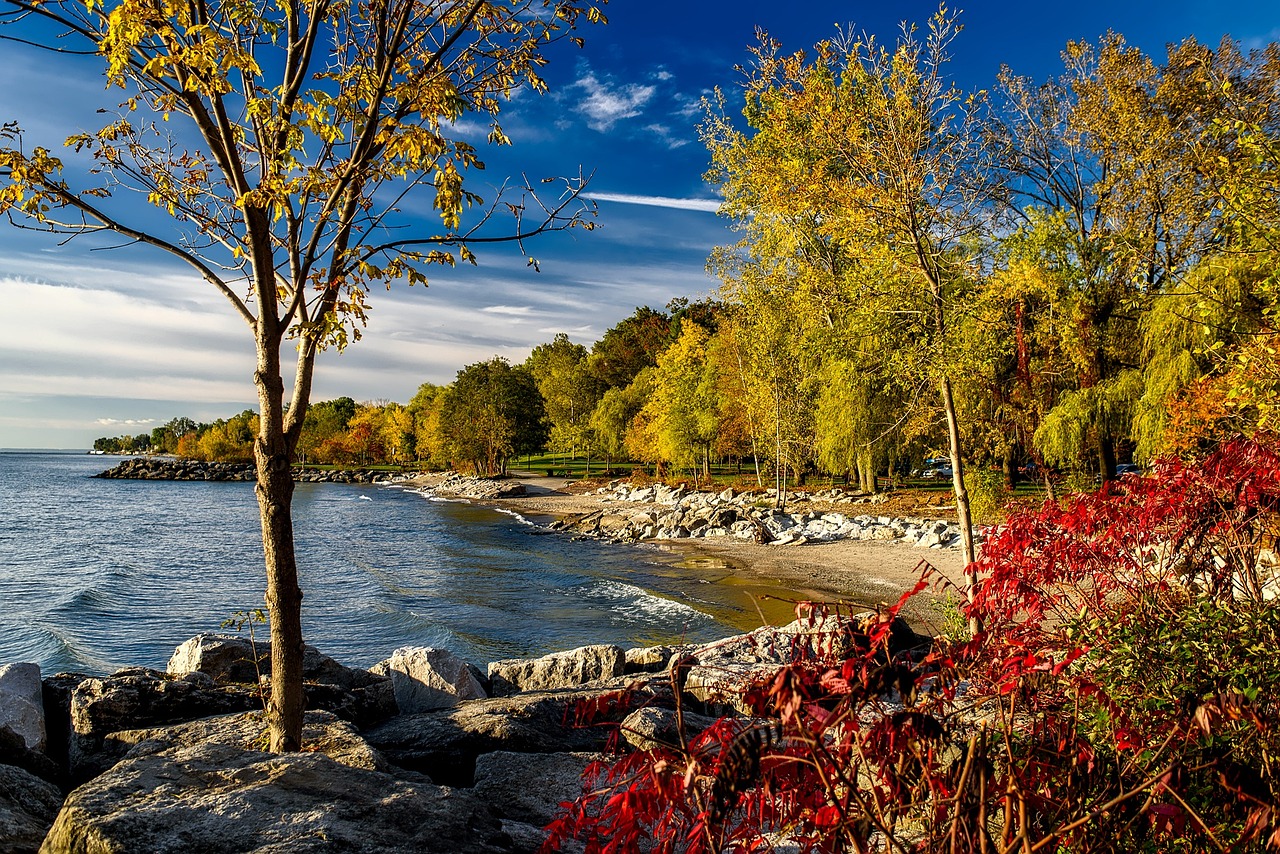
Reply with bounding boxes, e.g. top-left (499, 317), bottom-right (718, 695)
top-left (553, 481), bottom-right (980, 551)
top-left (414, 471), bottom-right (528, 500)
top-left (6, 611), bottom-right (932, 853)
top-left (95, 457), bottom-right (415, 484)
